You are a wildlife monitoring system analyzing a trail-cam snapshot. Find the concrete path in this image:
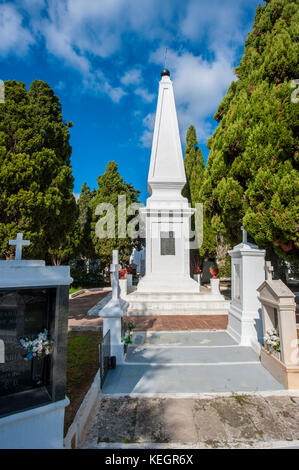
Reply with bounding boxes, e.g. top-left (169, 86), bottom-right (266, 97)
top-left (102, 331), bottom-right (283, 394)
top-left (80, 395), bottom-right (299, 448)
